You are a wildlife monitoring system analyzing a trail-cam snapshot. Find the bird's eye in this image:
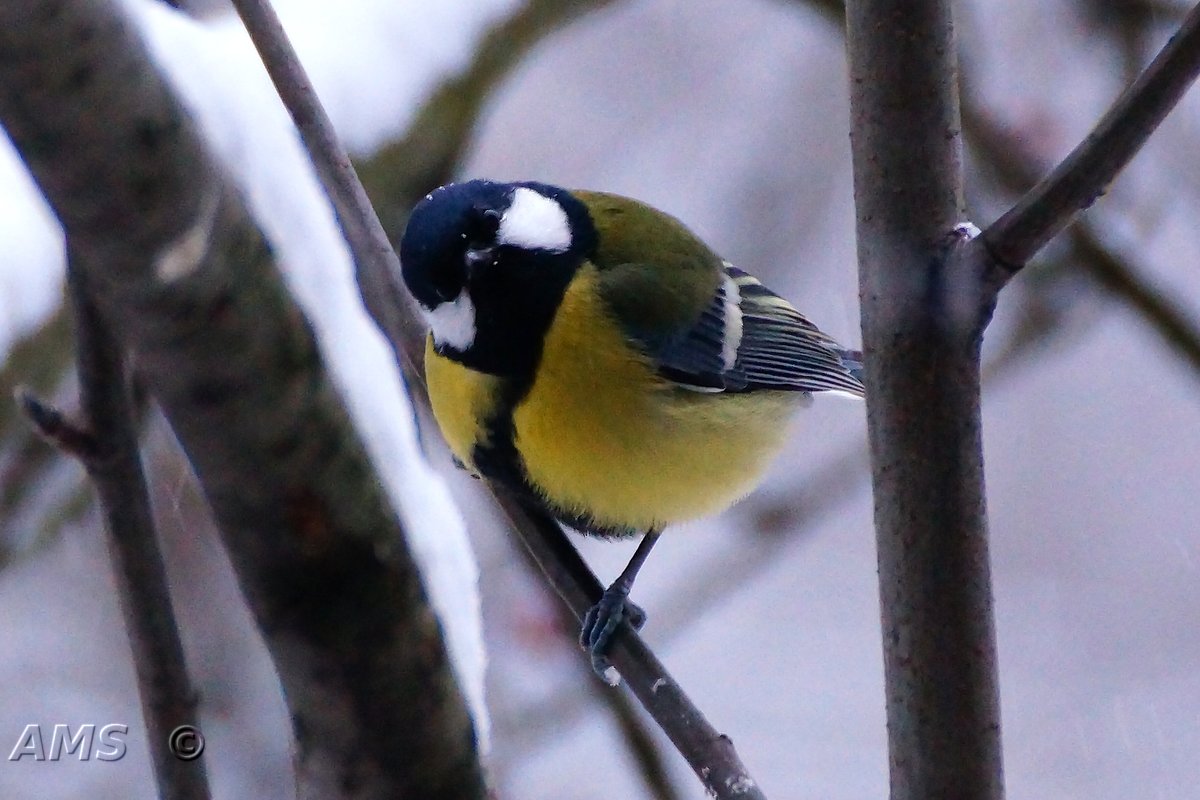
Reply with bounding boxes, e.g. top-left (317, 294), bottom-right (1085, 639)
top-left (465, 206), bottom-right (501, 249)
